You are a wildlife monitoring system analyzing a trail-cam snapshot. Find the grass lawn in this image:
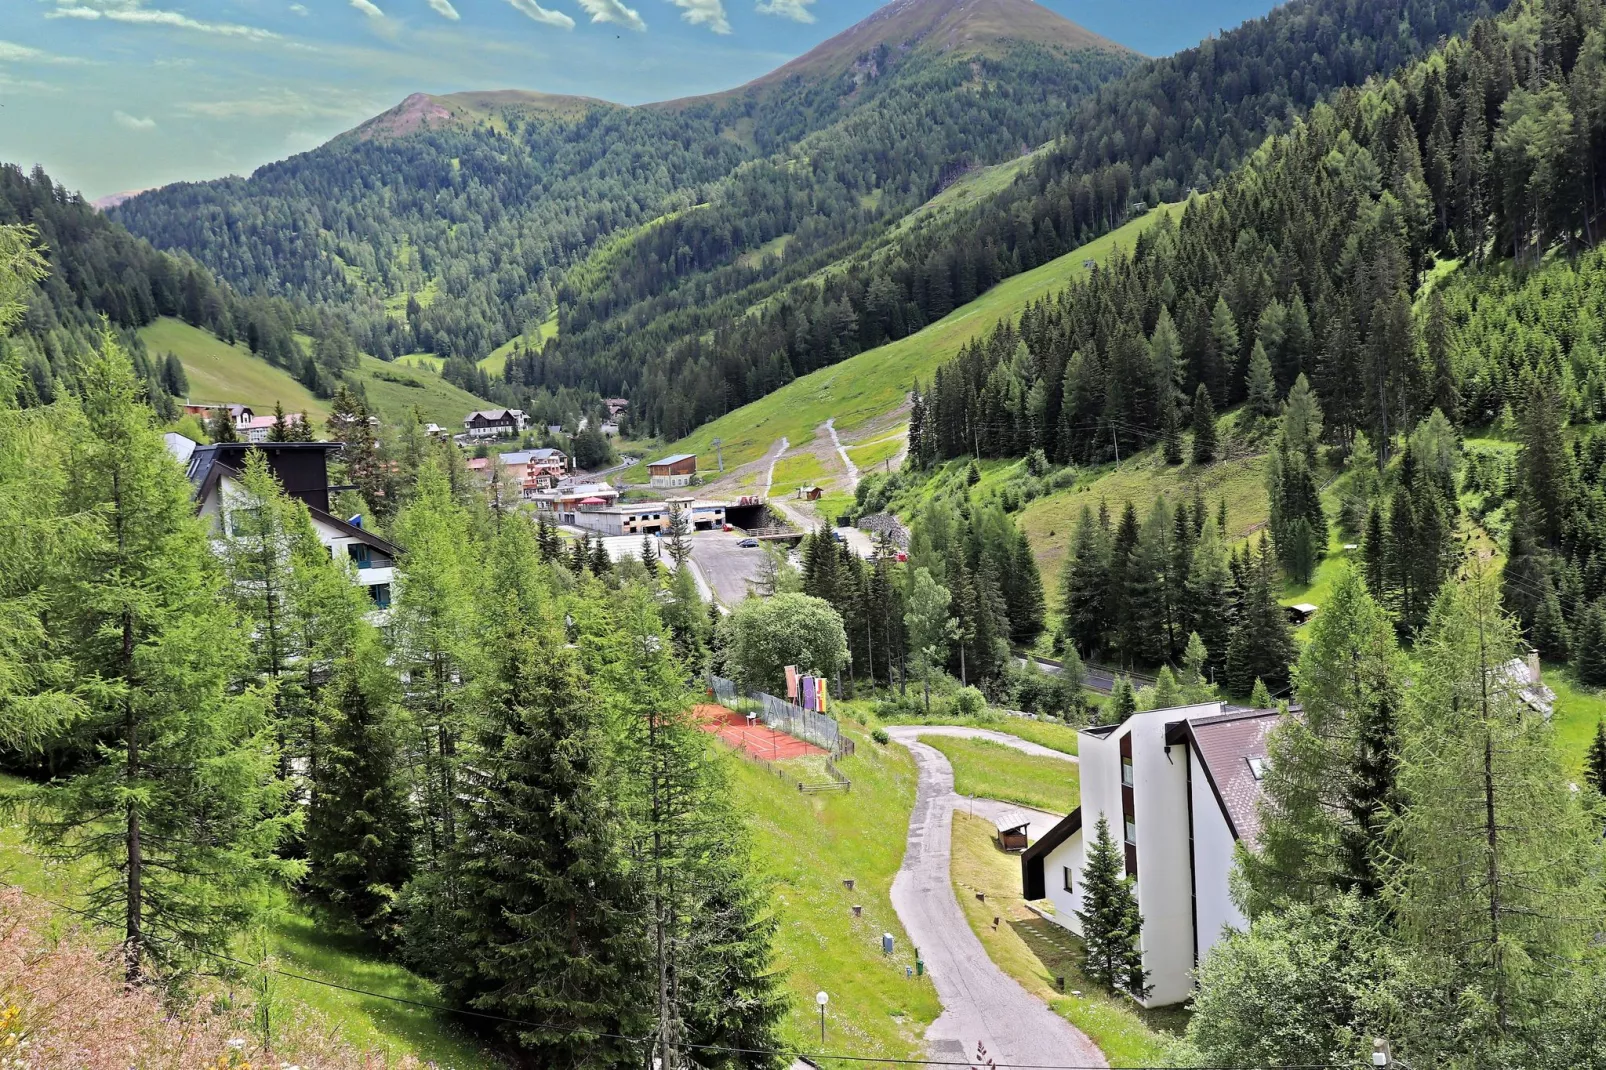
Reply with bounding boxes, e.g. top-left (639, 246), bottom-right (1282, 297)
top-left (725, 723), bottom-right (941, 1059)
top-left (395, 352), bottom-right (445, 372)
top-left (139, 318), bottom-right (329, 418)
top-left (0, 774), bottom-right (496, 1069)
top-left (875, 713), bottom-right (1081, 755)
top-left (770, 451), bottom-right (830, 498)
top-left (355, 353), bottom-right (493, 427)
top-left (847, 433), bottom-right (906, 474)
top-left (619, 204), bottom-right (1185, 484)
top-left (923, 736), bottom-right (1079, 813)
top-left (949, 813), bottom-right (1187, 1065)
top-left (1543, 663), bottom-right (1606, 775)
